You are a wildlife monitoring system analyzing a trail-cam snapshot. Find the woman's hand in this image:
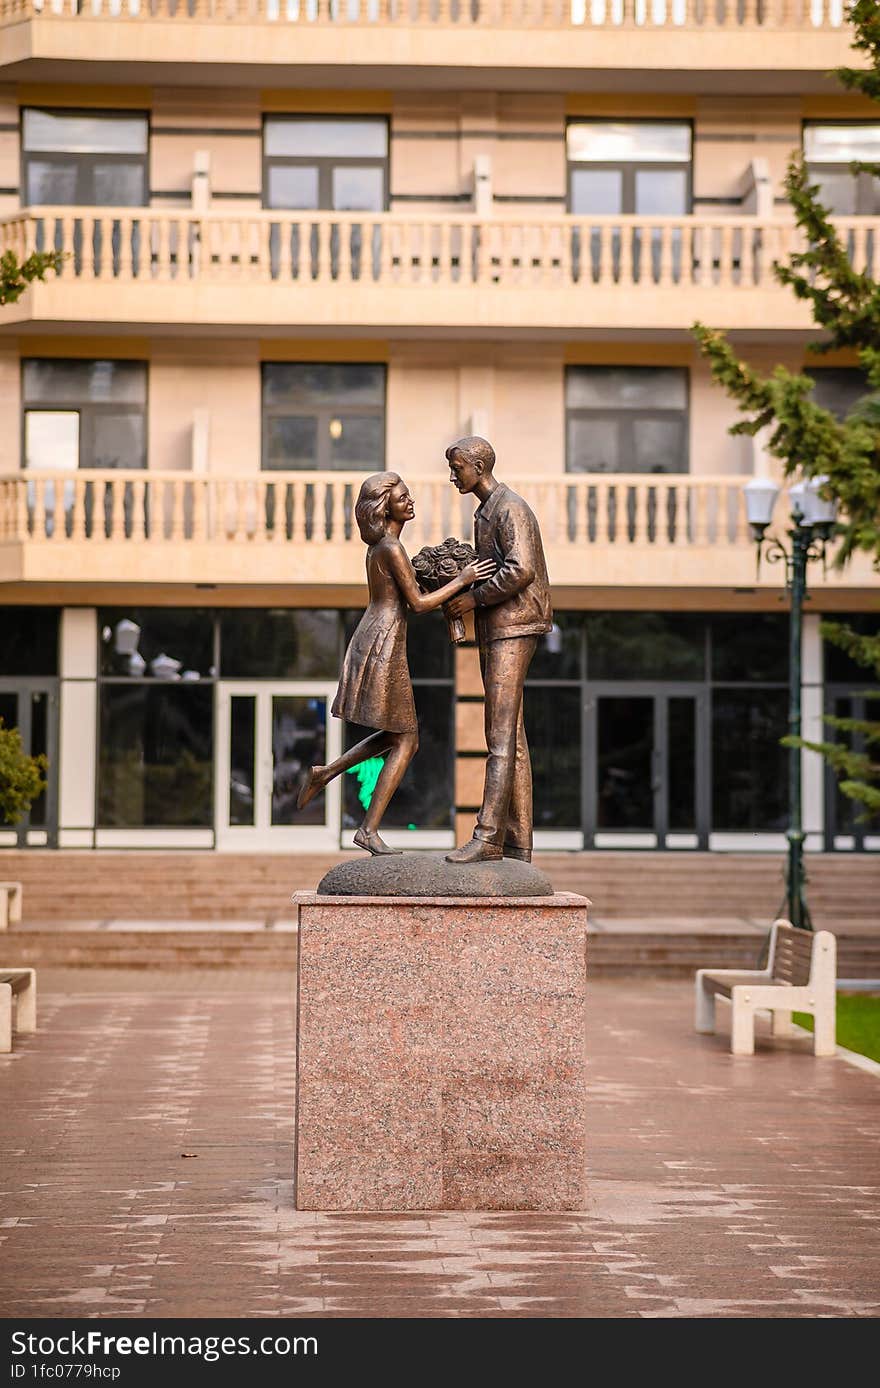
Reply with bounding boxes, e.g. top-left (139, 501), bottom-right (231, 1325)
top-left (460, 558), bottom-right (497, 587)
